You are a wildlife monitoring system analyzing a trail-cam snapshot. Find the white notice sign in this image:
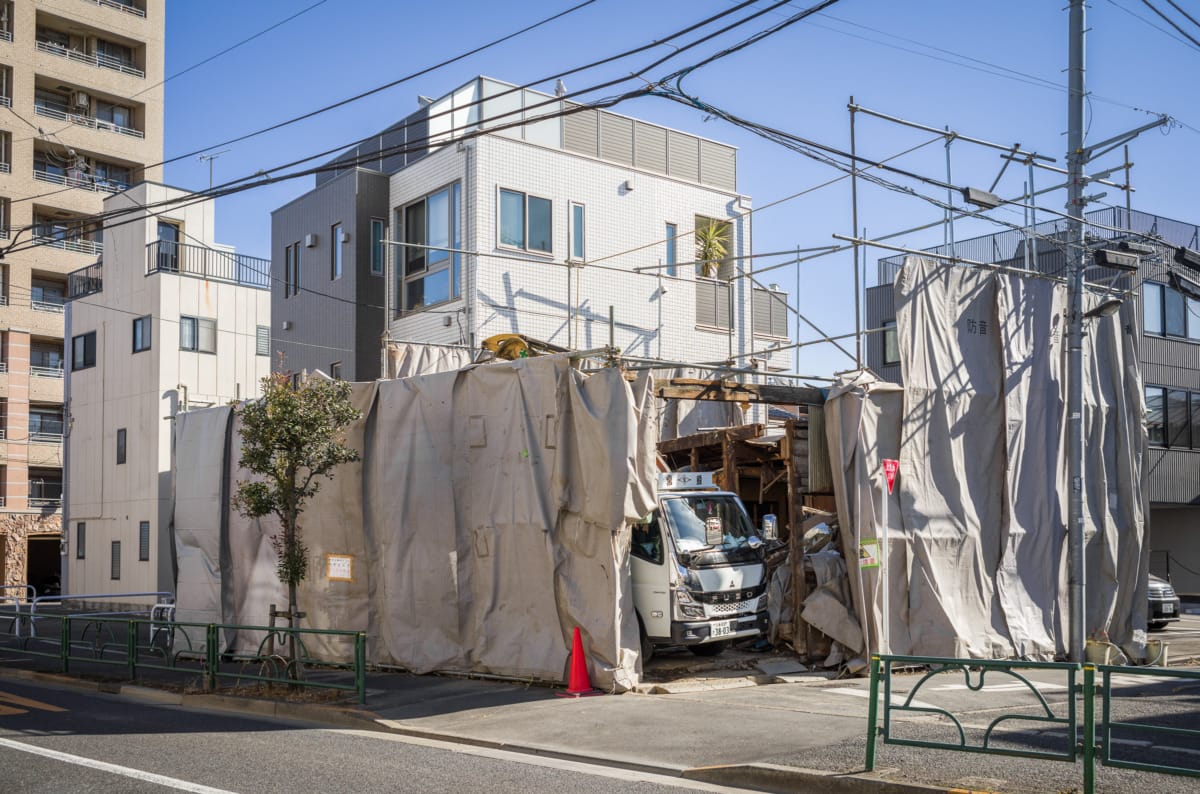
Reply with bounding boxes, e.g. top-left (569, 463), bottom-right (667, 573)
top-left (326, 554), bottom-right (353, 582)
